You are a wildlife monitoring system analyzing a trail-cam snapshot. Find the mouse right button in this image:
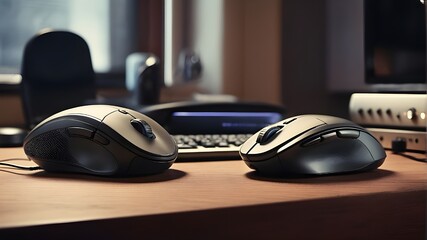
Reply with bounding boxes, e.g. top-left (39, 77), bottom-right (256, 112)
top-left (336, 130), bottom-right (360, 139)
